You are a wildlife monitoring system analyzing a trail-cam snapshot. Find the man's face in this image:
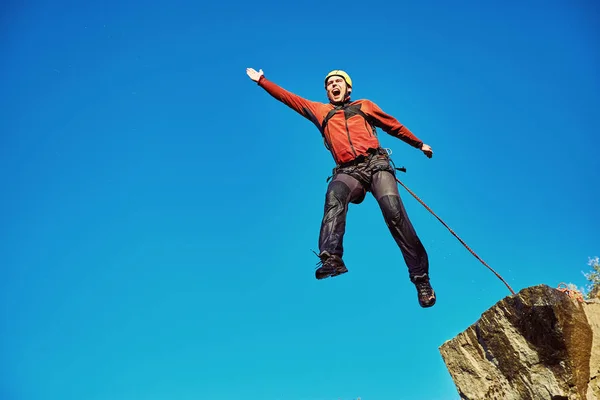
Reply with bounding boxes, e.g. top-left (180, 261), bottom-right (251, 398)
top-left (326, 76), bottom-right (350, 103)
